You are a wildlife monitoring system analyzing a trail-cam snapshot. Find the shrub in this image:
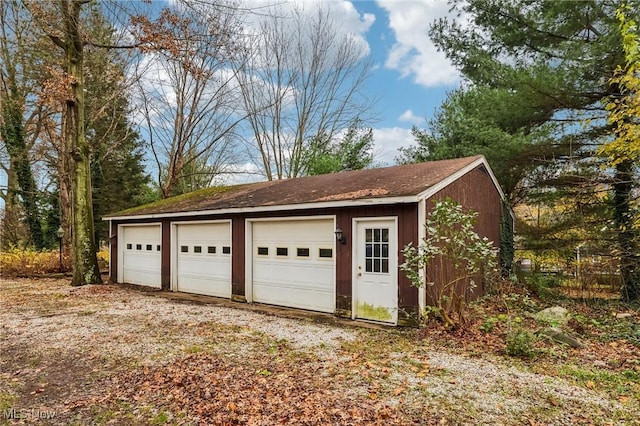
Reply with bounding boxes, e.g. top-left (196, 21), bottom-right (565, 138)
top-left (400, 198), bottom-right (499, 329)
top-left (505, 329), bottom-right (537, 358)
top-left (524, 273), bottom-right (560, 299)
top-left (97, 247), bottom-right (110, 269)
top-left (0, 248), bottom-right (71, 276)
